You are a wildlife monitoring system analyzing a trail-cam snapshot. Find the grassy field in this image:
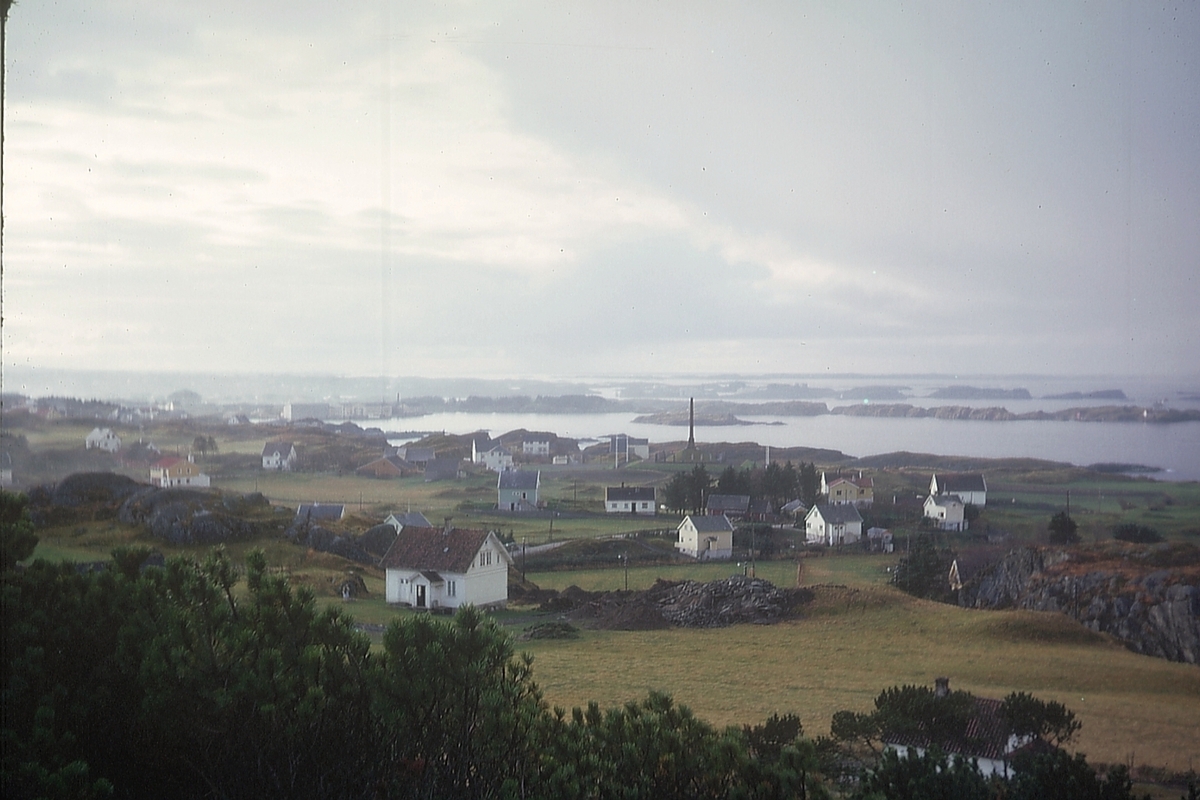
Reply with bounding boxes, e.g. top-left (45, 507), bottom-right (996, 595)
top-left (11, 417), bottom-right (1200, 777)
top-left (514, 551), bottom-right (1200, 772)
top-left (517, 581), bottom-right (1200, 773)
top-left (22, 515), bottom-right (1200, 774)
